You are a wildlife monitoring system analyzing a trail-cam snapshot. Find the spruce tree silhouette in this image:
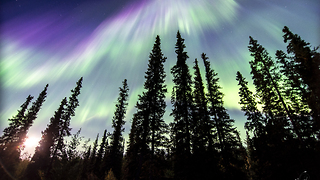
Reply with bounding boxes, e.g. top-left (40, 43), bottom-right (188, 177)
top-left (0, 95), bottom-right (34, 180)
top-left (109, 79), bottom-right (129, 180)
top-left (202, 53), bottom-right (245, 179)
top-left (190, 57), bottom-right (214, 179)
top-left (25, 97), bottom-right (67, 180)
top-left (170, 31), bottom-right (194, 180)
top-left (2, 84), bottom-right (48, 180)
top-left (125, 35), bottom-right (167, 180)
top-left (282, 26), bottom-right (320, 137)
top-left (42, 77), bottom-right (82, 178)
